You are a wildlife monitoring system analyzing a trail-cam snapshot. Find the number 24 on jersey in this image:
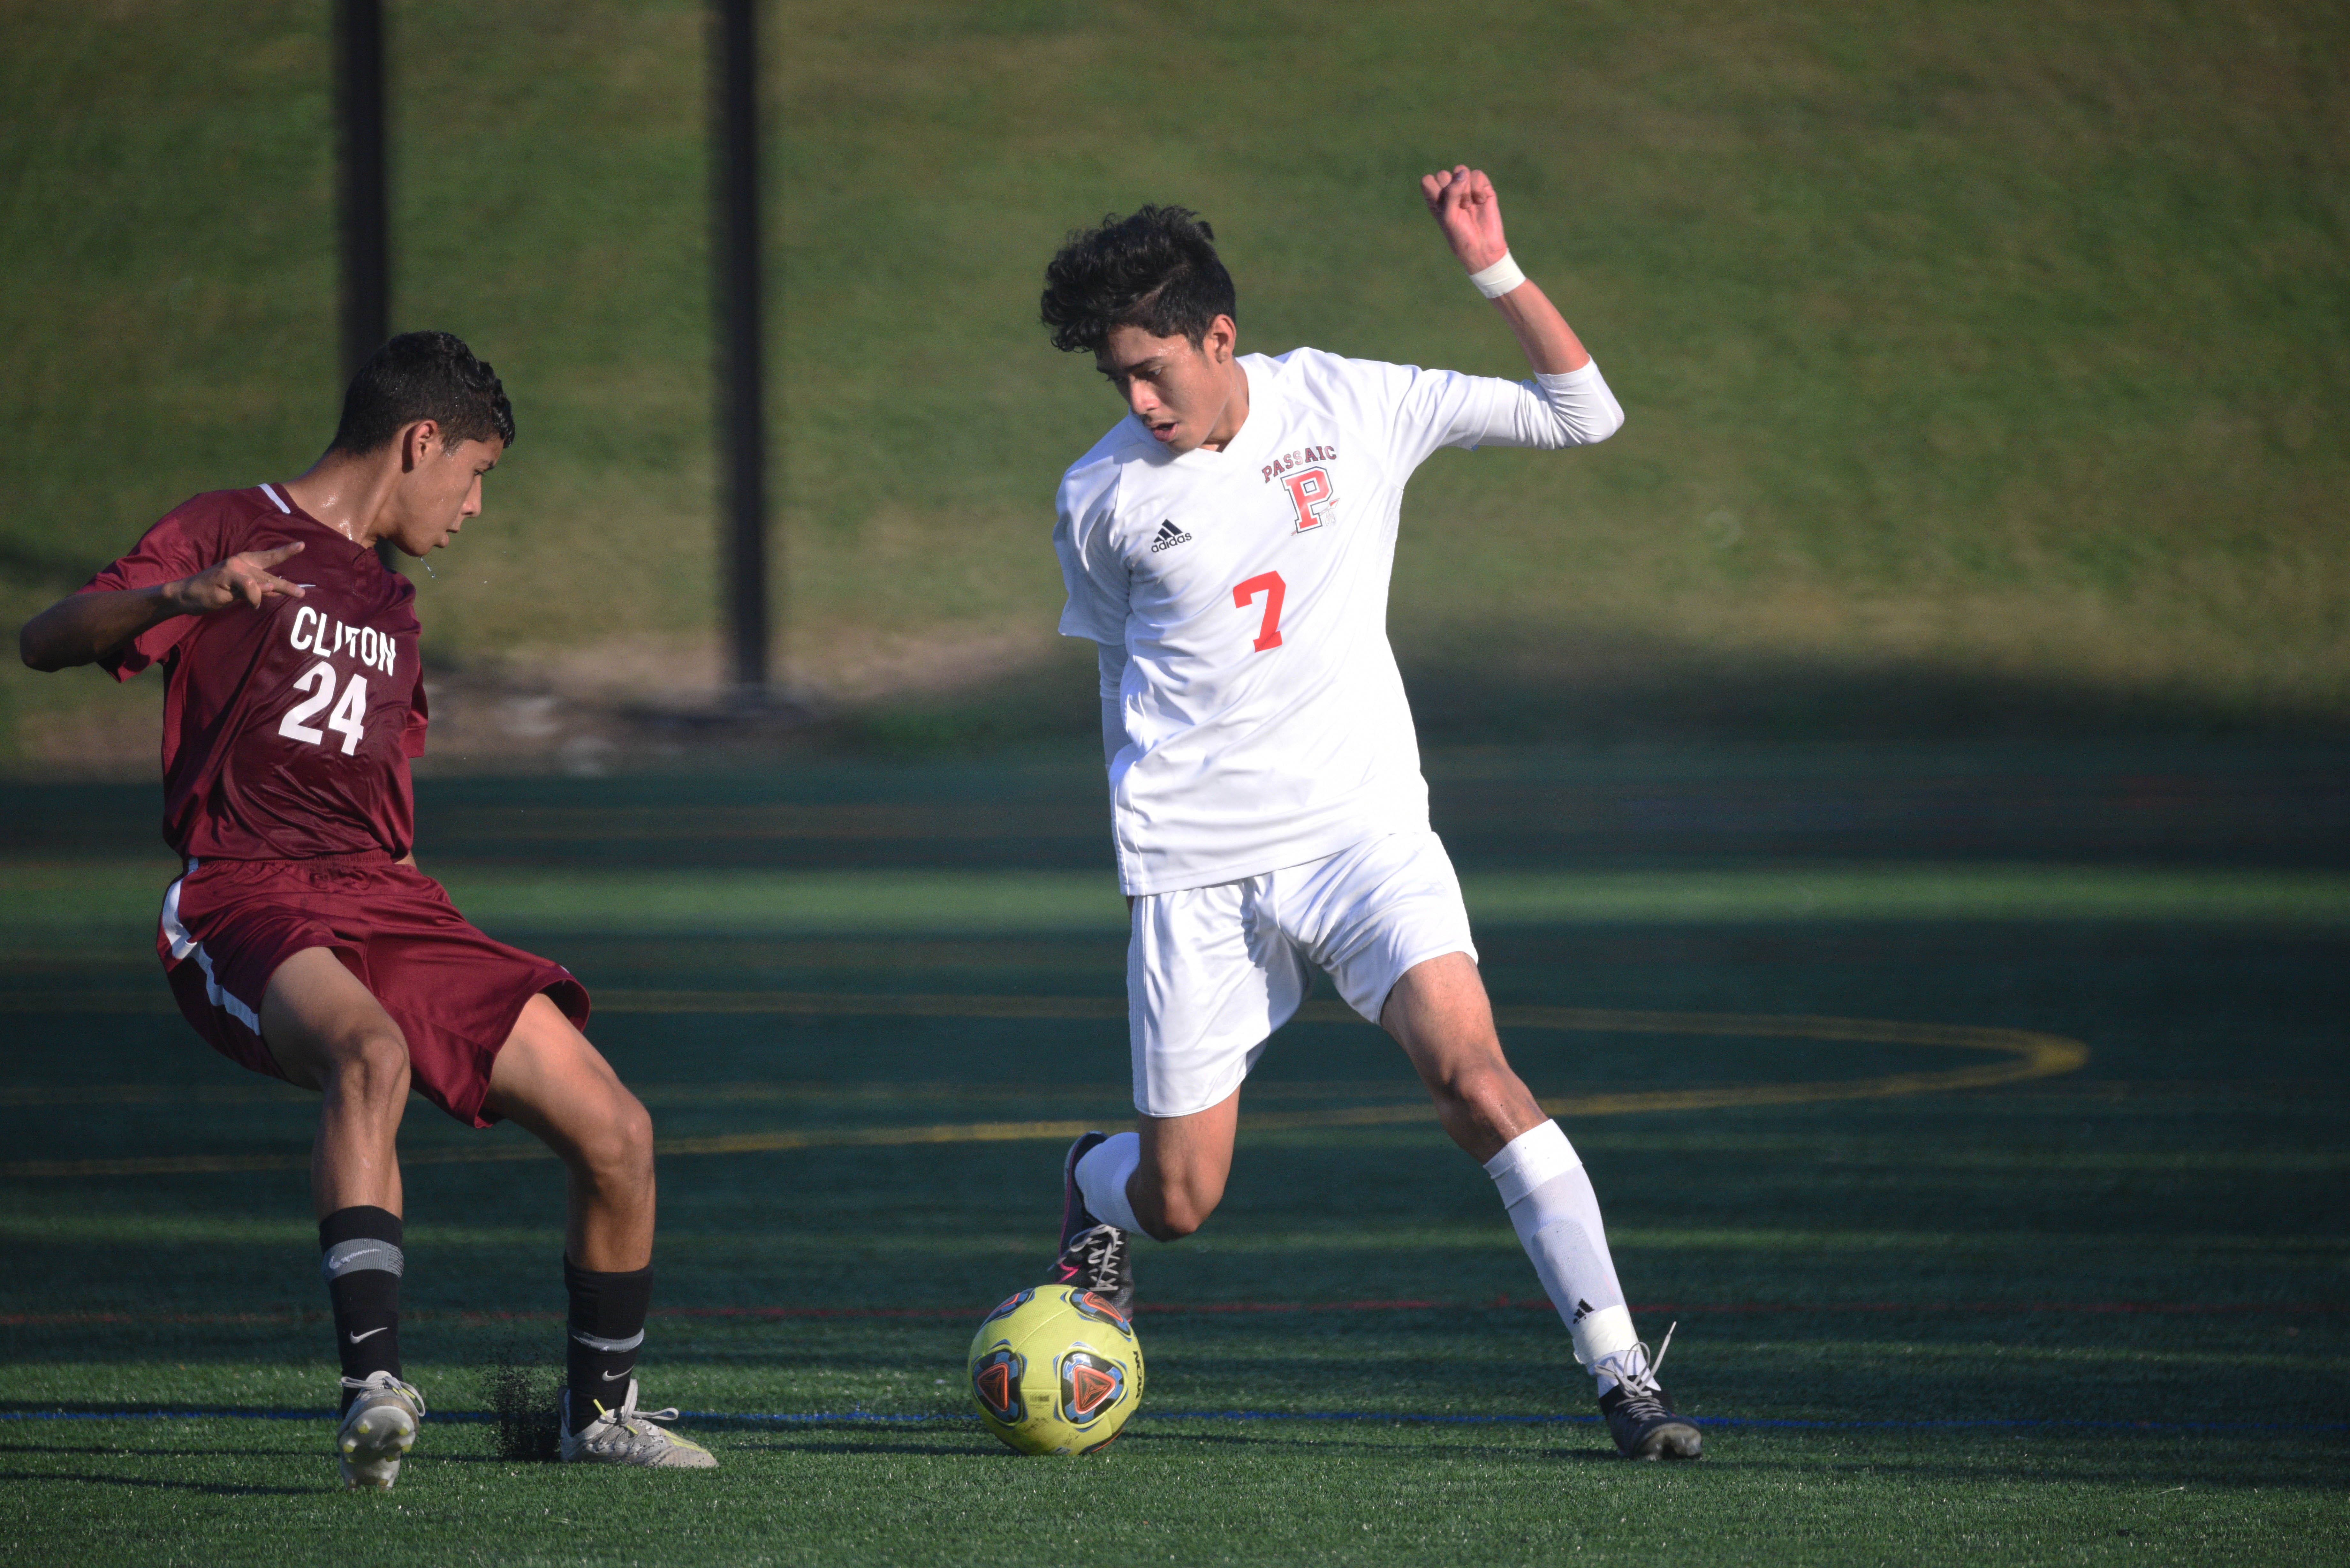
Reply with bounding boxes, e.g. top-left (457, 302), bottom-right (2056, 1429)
top-left (278, 660), bottom-right (369, 755)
